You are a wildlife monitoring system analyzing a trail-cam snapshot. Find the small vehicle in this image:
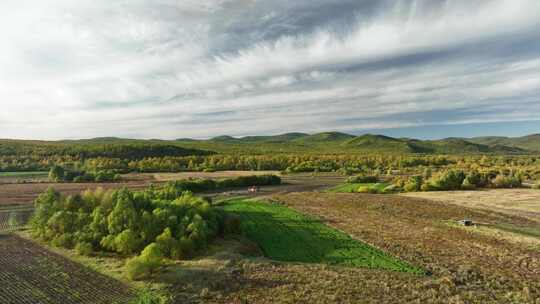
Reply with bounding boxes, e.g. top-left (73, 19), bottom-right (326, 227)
top-left (248, 186), bottom-right (260, 193)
